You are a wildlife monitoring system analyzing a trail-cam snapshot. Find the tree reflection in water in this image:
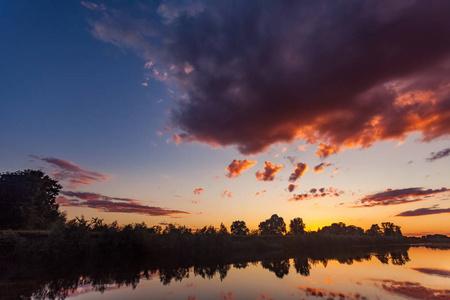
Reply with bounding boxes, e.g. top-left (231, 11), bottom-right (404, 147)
top-left (0, 246), bottom-right (411, 299)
